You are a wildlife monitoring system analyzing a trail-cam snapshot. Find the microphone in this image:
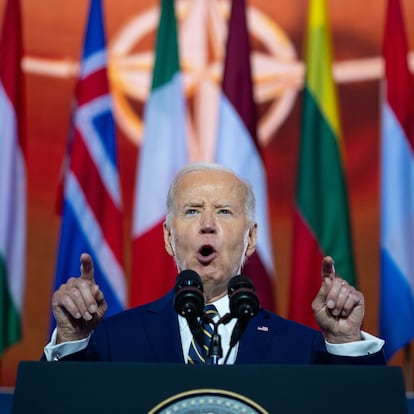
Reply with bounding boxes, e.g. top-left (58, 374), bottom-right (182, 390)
top-left (174, 269), bottom-right (204, 317)
top-left (228, 274), bottom-right (259, 320)
top-left (227, 275), bottom-right (259, 349)
top-left (173, 269), bottom-right (204, 348)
